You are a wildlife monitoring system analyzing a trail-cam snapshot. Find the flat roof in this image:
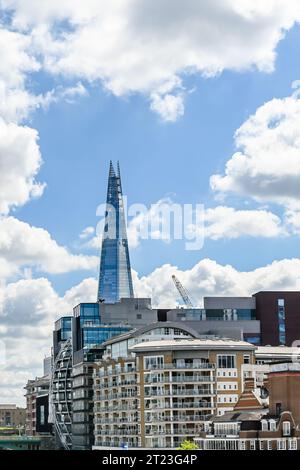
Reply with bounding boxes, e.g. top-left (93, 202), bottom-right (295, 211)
top-left (256, 346), bottom-right (300, 357)
top-left (130, 338), bottom-right (255, 352)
